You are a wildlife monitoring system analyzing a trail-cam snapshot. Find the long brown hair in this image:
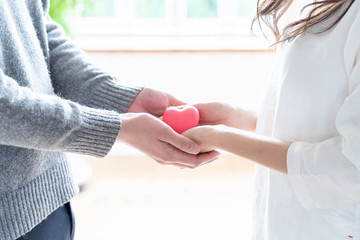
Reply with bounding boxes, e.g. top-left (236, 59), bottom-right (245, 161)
top-left (252, 0), bottom-right (355, 44)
